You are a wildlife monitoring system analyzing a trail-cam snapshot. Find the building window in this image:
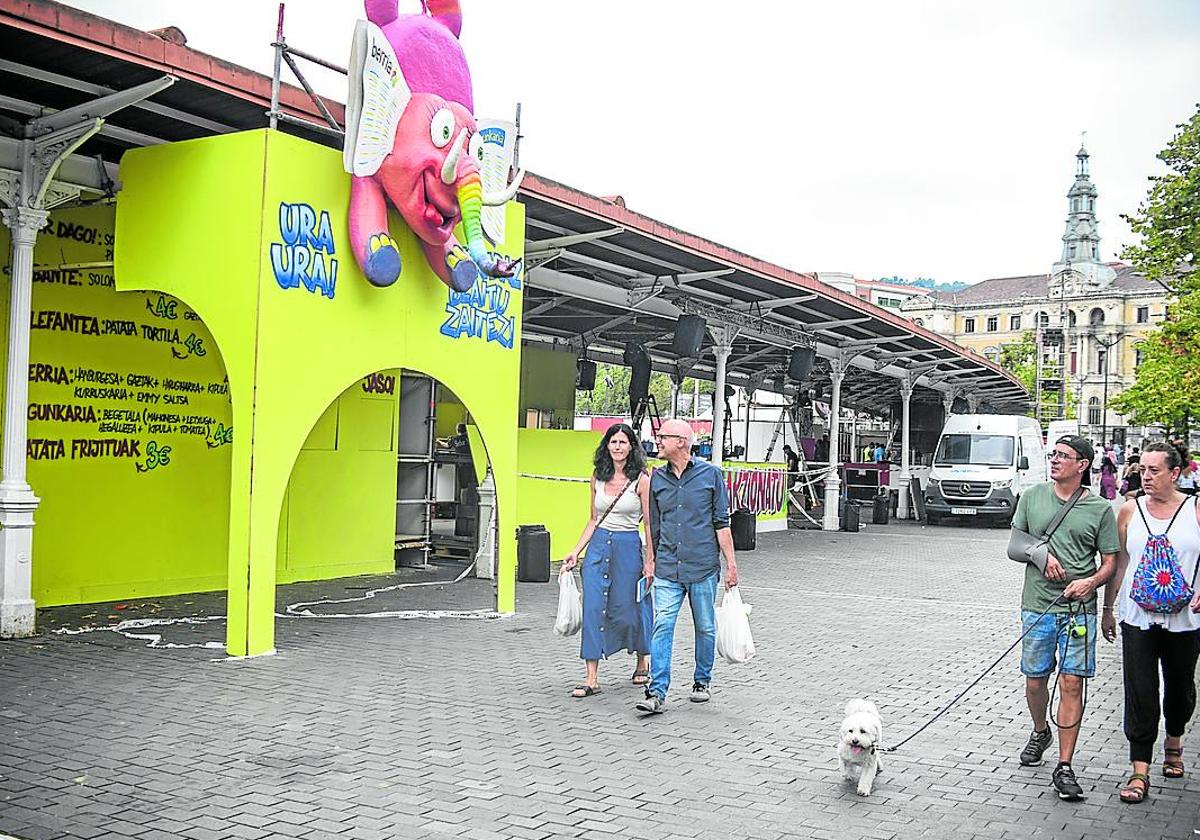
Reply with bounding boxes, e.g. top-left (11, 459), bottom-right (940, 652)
top-left (1070, 350), bottom-right (1077, 375)
top-left (1137, 306), bottom-right (1149, 323)
top-left (1135, 349), bottom-right (1145, 368)
top-left (1037, 311), bottom-right (1049, 327)
top-left (964, 317), bottom-right (976, 333)
top-left (986, 316), bottom-right (998, 332)
top-left (1096, 348), bottom-right (1107, 375)
top-left (1087, 397), bottom-right (1101, 426)
top-left (1010, 315), bottom-right (1021, 331)
top-left (1089, 307), bottom-right (1105, 326)
top-left (1067, 309), bottom-right (1077, 327)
